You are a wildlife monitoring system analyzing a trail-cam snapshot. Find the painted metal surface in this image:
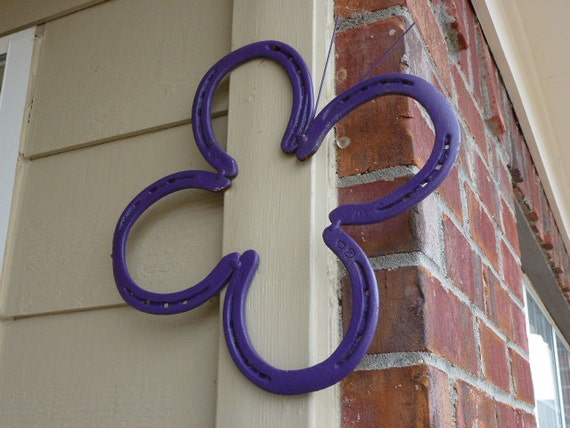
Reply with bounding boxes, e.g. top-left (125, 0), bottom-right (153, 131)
top-left (113, 40), bottom-right (460, 395)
